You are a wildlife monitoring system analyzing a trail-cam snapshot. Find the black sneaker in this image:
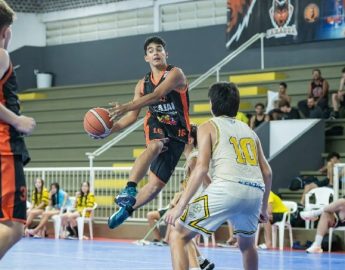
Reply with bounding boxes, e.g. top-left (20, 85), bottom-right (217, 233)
top-left (200, 259), bottom-right (215, 270)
